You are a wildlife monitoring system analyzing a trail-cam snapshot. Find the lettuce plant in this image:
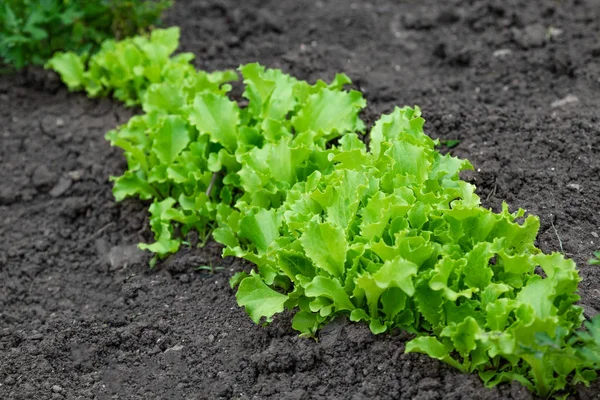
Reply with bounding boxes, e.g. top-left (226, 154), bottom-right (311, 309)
top-left (47, 28), bottom-right (600, 398)
top-left (47, 27), bottom-right (198, 106)
top-left (222, 107), bottom-right (599, 399)
top-left (48, 28), bottom-right (367, 265)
